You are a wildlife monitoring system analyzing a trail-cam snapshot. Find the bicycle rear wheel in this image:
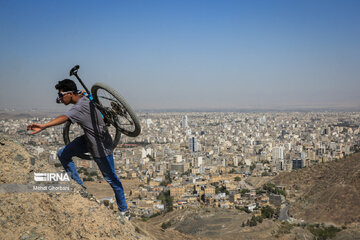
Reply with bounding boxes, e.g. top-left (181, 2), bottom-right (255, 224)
top-left (91, 82), bottom-right (141, 137)
top-left (63, 121), bottom-right (121, 160)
